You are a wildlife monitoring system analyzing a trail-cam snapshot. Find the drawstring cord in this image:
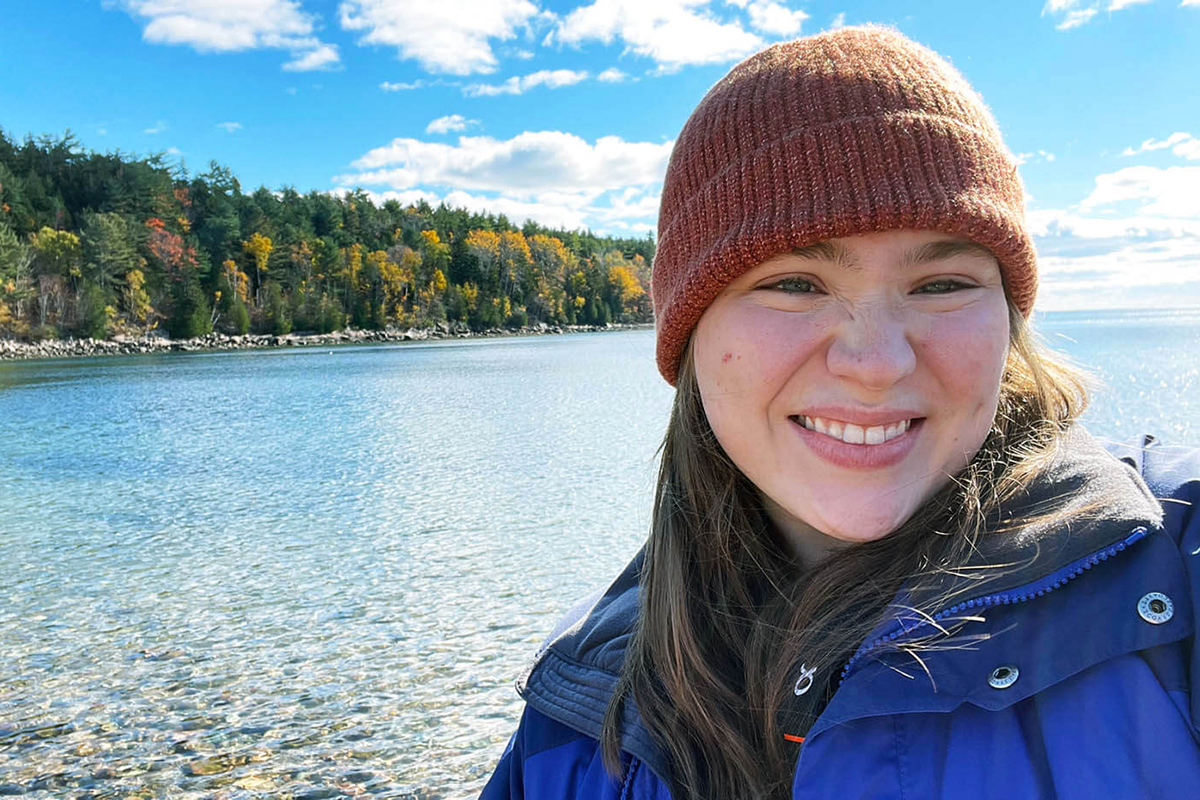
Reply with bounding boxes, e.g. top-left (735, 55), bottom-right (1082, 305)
top-left (620, 756), bottom-right (641, 800)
